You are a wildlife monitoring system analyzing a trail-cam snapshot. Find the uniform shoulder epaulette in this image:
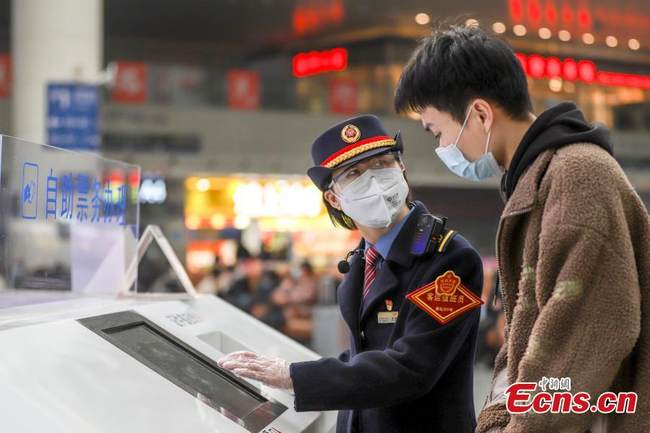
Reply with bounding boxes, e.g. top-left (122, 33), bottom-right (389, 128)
top-left (435, 228), bottom-right (457, 254)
